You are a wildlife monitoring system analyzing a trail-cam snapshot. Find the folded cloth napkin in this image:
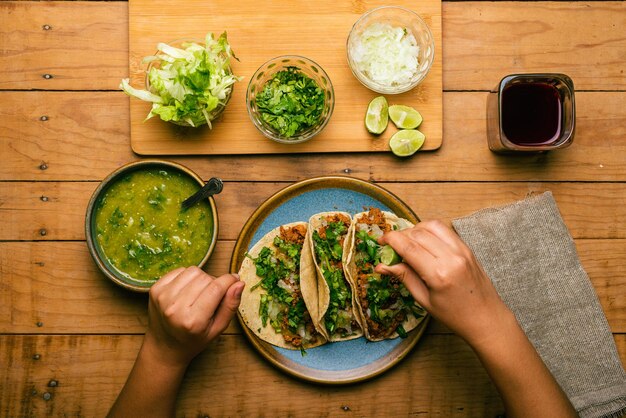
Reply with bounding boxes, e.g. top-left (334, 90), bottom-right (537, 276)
top-left (452, 191), bottom-right (626, 418)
